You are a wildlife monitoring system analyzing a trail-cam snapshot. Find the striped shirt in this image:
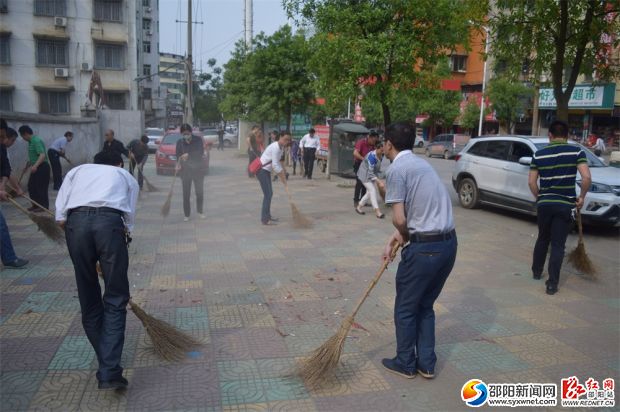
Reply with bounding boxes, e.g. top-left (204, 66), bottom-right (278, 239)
top-left (530, 142), bottom-right (587, 207)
